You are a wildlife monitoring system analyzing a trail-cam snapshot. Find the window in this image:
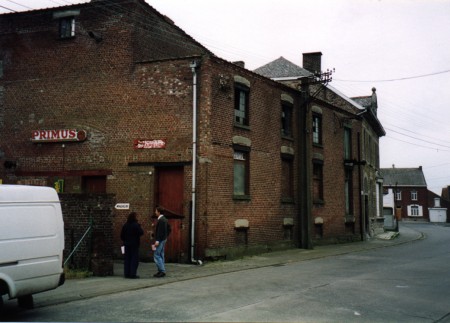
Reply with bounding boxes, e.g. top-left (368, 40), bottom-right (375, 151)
top-left (60, 17), bottom-right (75, 39)
top-left (344, 126), bottom-right (352, 160)
top-left (411, 190), bottom-right (418, 201)
top-left (313, 161), bottom-right (324, 203)
top-left (409, 205), bottom-right (420, 216)
top-left (281, 102), bottom-right (293, 137)
top-left (281, 157), bottom-right (294, 199)
top-left (312, 114), bottom-right (322, 145)
top-left (233, 148), bottom-right (249, 197)
top-left (345, 169), bottom-right (353, 215)
top-left (82, 176), bottom-right (106, 193)
top-left (234, 84), bottom-right (249, 126)
top-left (395, 190), bottom-right (402, 201)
